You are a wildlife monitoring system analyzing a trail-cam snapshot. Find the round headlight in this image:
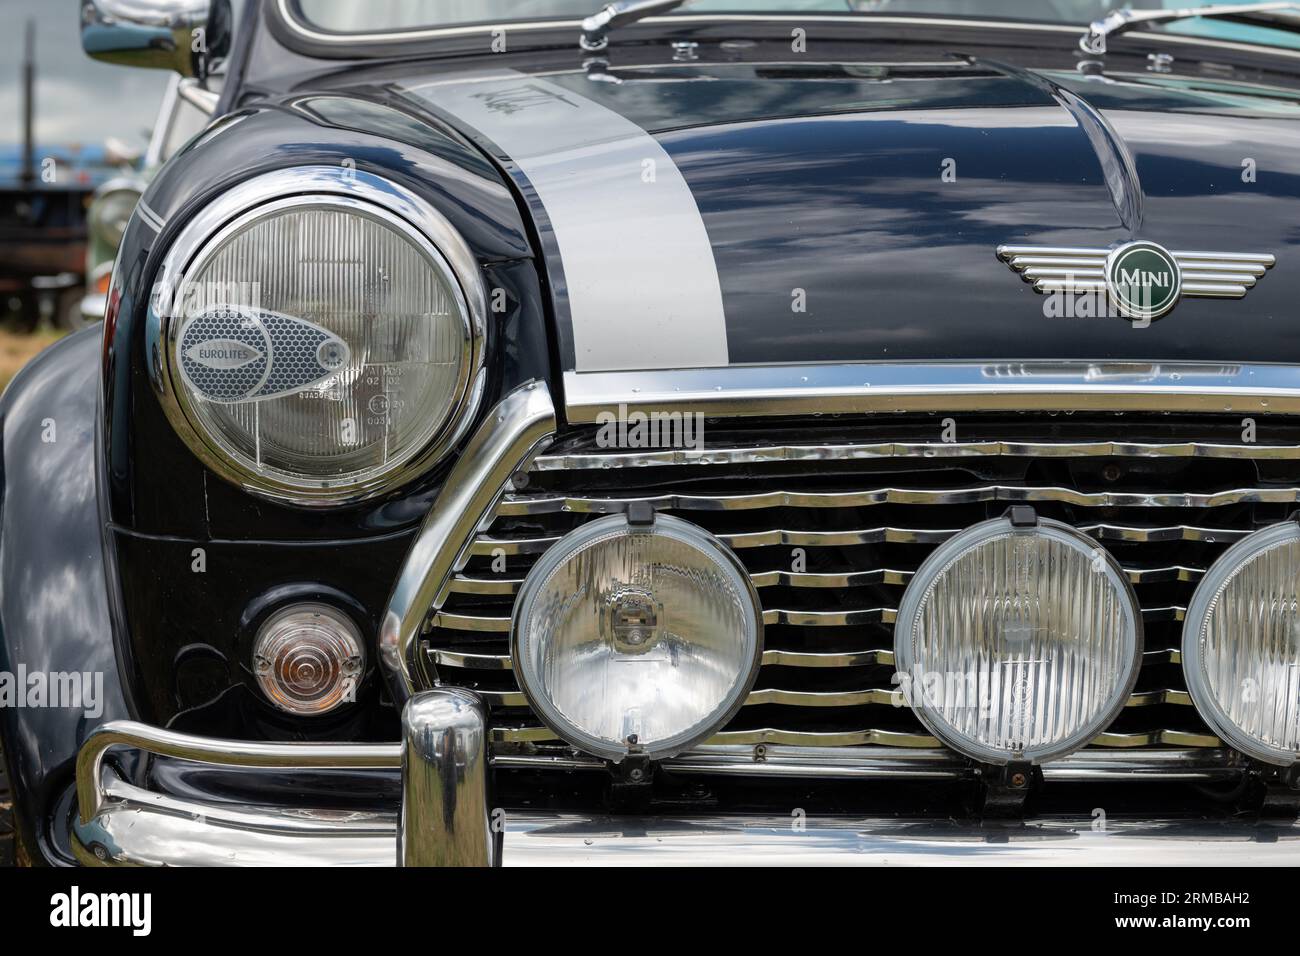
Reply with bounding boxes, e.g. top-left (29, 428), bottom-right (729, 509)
top-left (511, 513), bottom-right (763, 761)
top-left (894, 514), bottom-right (1142, 764)
top-left (1183, 521), bottom-right (1300, 766)
top-left (155, 168), bottom-right (484, 505)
